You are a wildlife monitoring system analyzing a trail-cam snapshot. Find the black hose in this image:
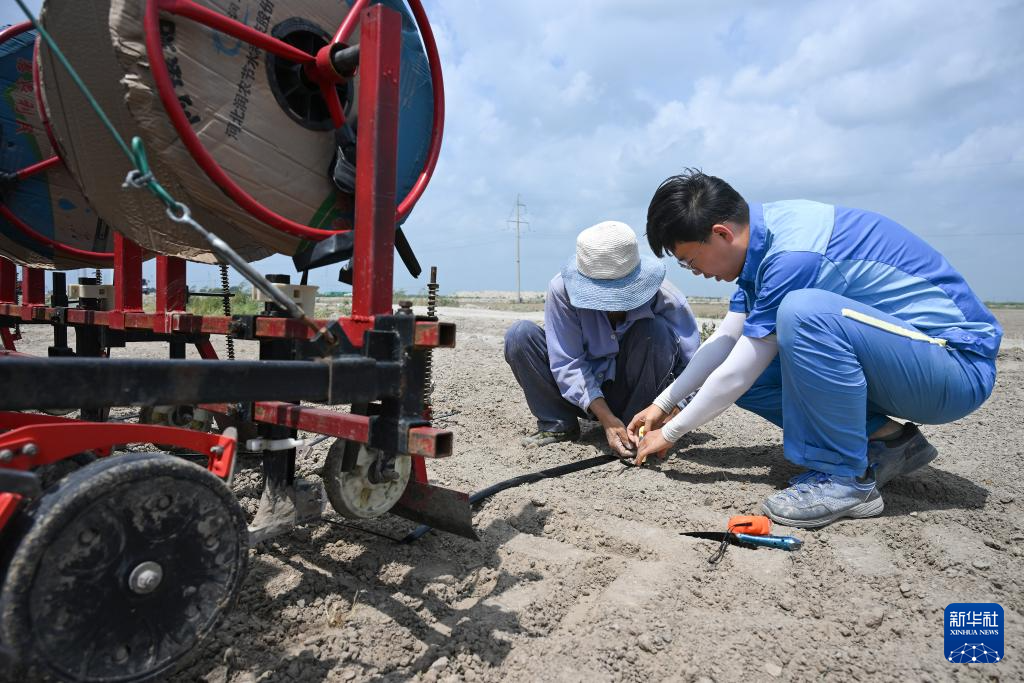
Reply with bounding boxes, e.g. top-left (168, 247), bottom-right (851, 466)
top-left (400, 453), bottom-right (620, 543)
